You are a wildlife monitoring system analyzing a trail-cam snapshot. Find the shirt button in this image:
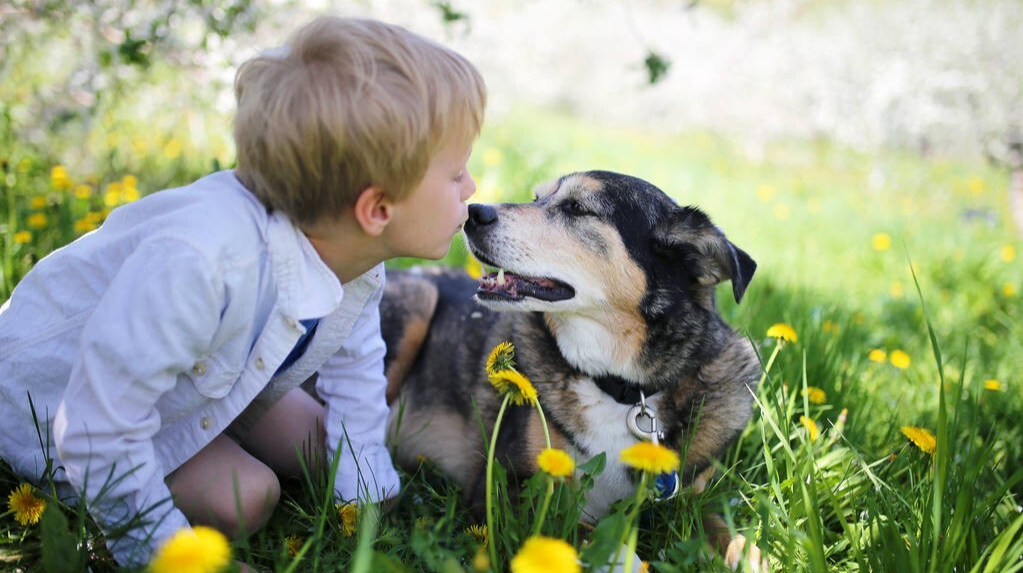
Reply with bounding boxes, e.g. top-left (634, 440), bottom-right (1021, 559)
top-left (200, 417), bottom-right (211, 430)
top-left (285, 316), bottom-right (298, 329)
top-left (255, 357), bottom-right (265, 370)
top-left (191, 361), bottom-right (208, 376)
